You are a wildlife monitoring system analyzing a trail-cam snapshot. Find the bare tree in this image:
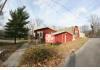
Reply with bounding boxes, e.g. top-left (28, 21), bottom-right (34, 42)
top-left (0, 1), bottom-right (3, 26)
top-left (24, 18), bottom-right (45, 38)
top-left (90, 15), bottom-right (100, 37)
top-left (34, 18), bottom-right (46, 27)
top-left (0, 0), bottom-right (7, 27)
